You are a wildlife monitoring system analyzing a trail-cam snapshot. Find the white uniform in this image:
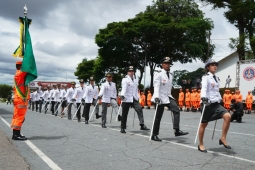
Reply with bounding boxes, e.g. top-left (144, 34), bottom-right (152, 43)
top-left (82, 84), bottom-right (98, 103)
top-left (49, 89), bottom-right (54, 99)
top-left (52, 88), bottom-right (61, 102)
top-left (42, 90), bottom-right (50, 101)
top-left (33, 91), bottom-right (40, 101)
top-left (64, 87), bottom-right (76, 103)
top-left (98, 81), bottom-right (117, 103)
top-left (152, 69), bottom-right (174, 104)
top-left (200, 72), bottom-right (222, 103)
top-left (72, 86), bottom-right (85, 103)
top-left (120, 75), bottom-right (139, 102)
top-left (60, 89), bottom-right (67, 99)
